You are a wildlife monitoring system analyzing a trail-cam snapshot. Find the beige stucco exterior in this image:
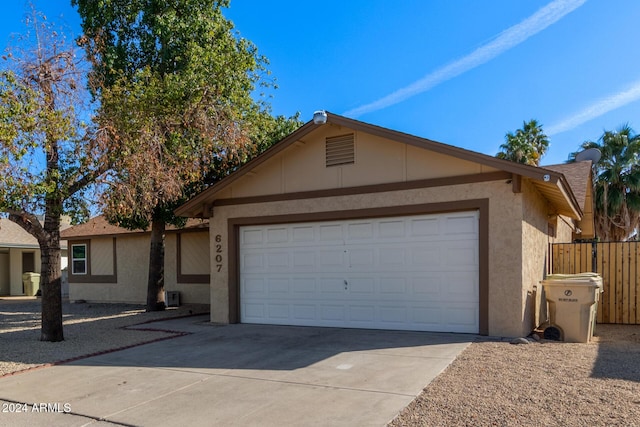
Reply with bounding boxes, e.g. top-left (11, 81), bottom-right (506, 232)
top-left (67, 230), bottom-right (210, 305)
top-left (521, 179), bottom-right (575, 331)
top-left (219, 126), bottom-right (500, 199)
top-left (177, 113), bottom-right (591, 337)
top-left (4, 248), bottom-right (42, 296)
top-left (209, 177), bottom-right (568, 337)
top-left (1, 218), bottom-right (68, 296)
